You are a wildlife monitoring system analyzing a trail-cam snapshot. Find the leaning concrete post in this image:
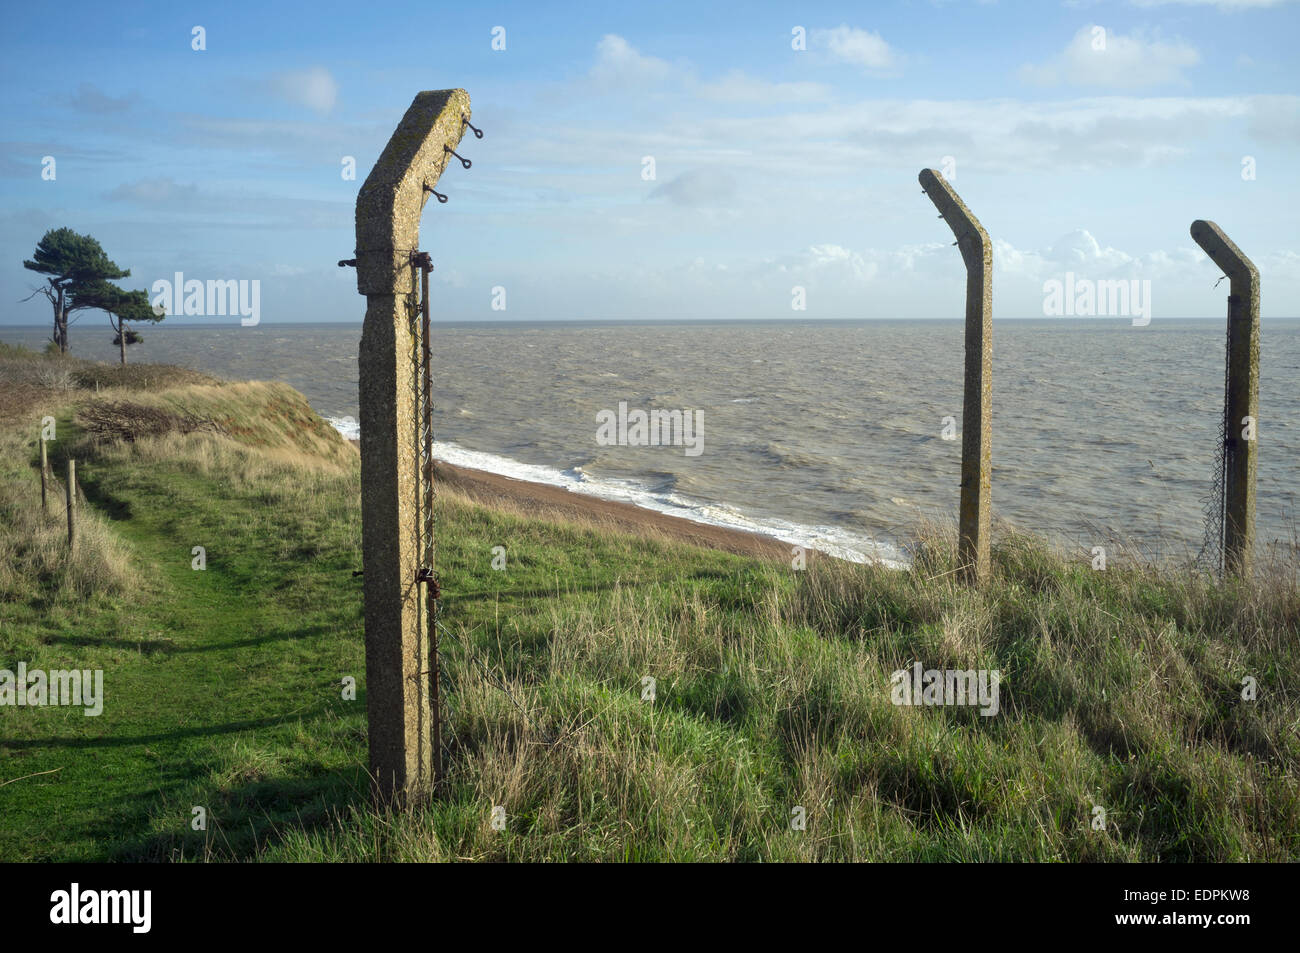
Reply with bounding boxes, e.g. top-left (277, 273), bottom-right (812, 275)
top-left (920, 169), bottom-right (992, 584)
top-left (354, 89), bottom-right (470, 806)
top-left (1191, 220), bottom-right (1259, 577)
top-left (65, 458), bottom-right (76, 550)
